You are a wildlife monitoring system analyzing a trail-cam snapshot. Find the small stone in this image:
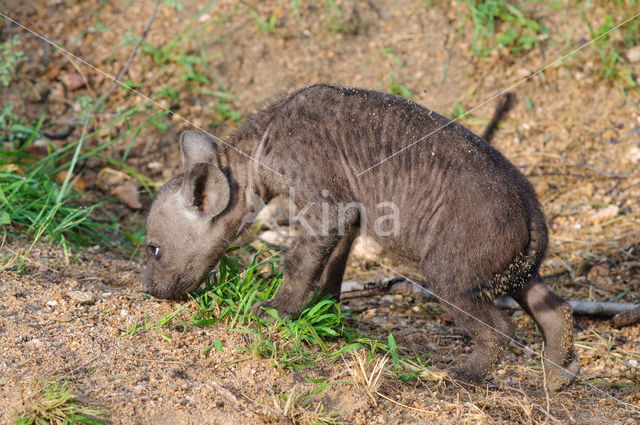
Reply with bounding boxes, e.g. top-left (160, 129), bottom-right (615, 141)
top-left (626, 45), bottom-right (640, 63)
top-left (67, 291), bottom-right (95, 305)
top-left (629, 146), bottom-right (640, 162)
top-left (60, 73), bottom-right (86, 90)
top-left (46, 300), bottom-right (58, 307)
top-left (27, 338), bottom-right (43, 349)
